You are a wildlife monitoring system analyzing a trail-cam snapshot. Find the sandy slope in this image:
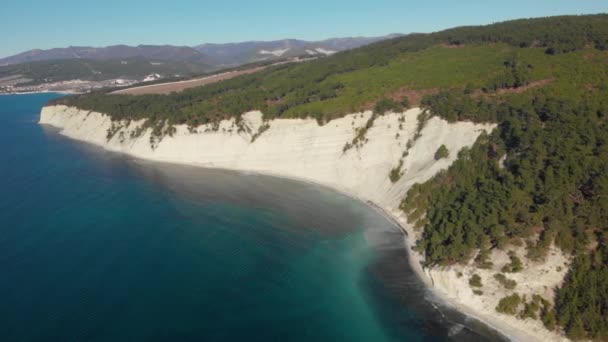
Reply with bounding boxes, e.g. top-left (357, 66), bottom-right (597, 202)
top-left (40, 105), bottom-right (568, 341)
top-left (110, 67), bottom-right (267, 95)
